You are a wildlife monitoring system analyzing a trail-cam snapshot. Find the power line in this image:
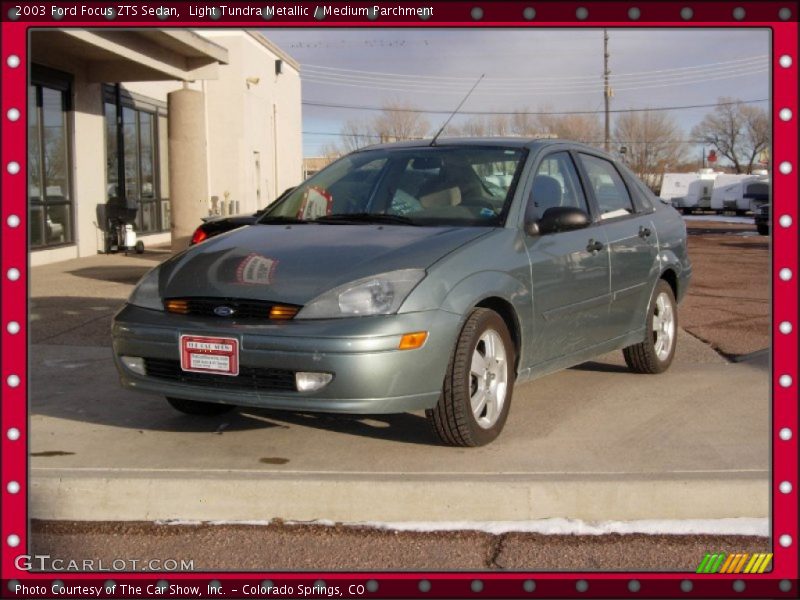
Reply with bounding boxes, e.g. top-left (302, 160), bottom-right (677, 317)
top-left (302, 61), bottom-right (767, 93)
top-left (301, 98), bottom-right (769, 116)
top-left (301, 130), bottom-right (713, 144)
top-left (301, 66), bottom-right (767, 96)
top-left (302, 55), bottom-right (768, 84)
